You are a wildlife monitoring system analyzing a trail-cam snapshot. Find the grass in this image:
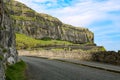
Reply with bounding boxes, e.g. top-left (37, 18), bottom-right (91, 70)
top-left (16, 33), bottom-right (74, 49)
top-left (100, 47), bottom-right (106, 51)
top-left (10, 15), bottom-right (36, 21)
top-left (5, 60), bottom-right (27, 80)
top-left (39, 13), bottom-right (60, 22)
top-left (0, 55), bottom-right (3, 60)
